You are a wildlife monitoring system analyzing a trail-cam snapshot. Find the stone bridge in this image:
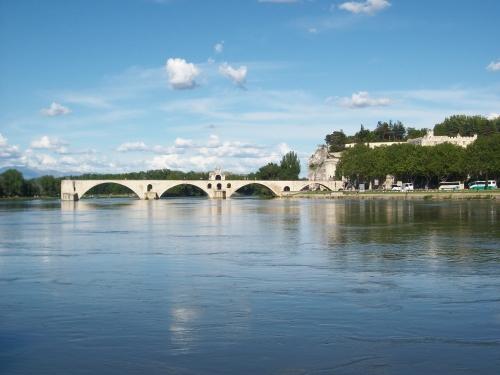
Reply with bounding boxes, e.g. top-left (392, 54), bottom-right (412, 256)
top-left (61, 179), bottom-right (343, 200)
